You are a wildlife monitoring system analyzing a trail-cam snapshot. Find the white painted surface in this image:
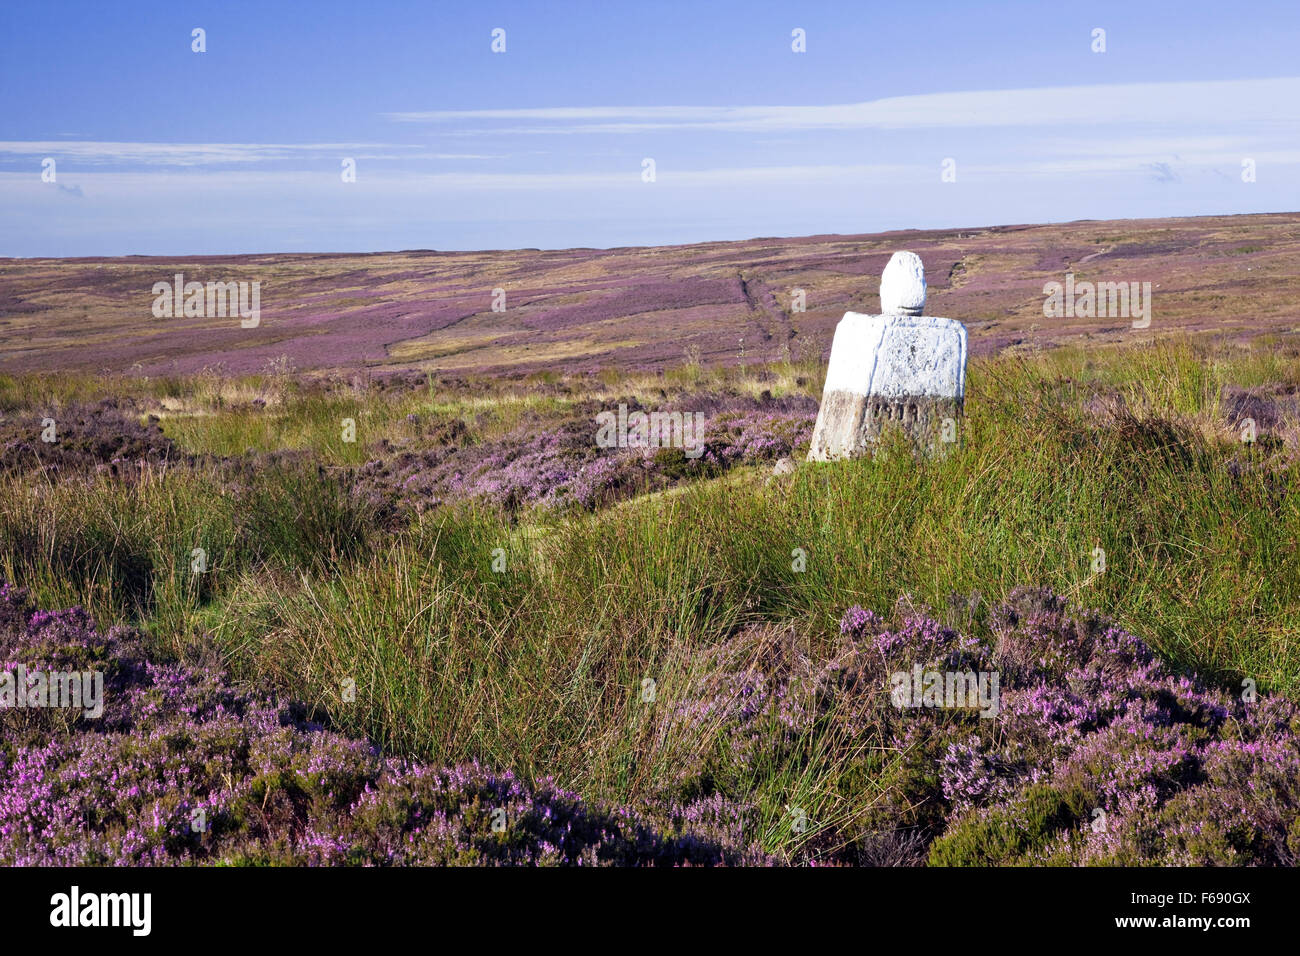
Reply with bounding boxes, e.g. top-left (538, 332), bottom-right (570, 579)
top-left (821, 313), bottom-right (967, 399)
top-left (879, 251), bottom-right (927, 315)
